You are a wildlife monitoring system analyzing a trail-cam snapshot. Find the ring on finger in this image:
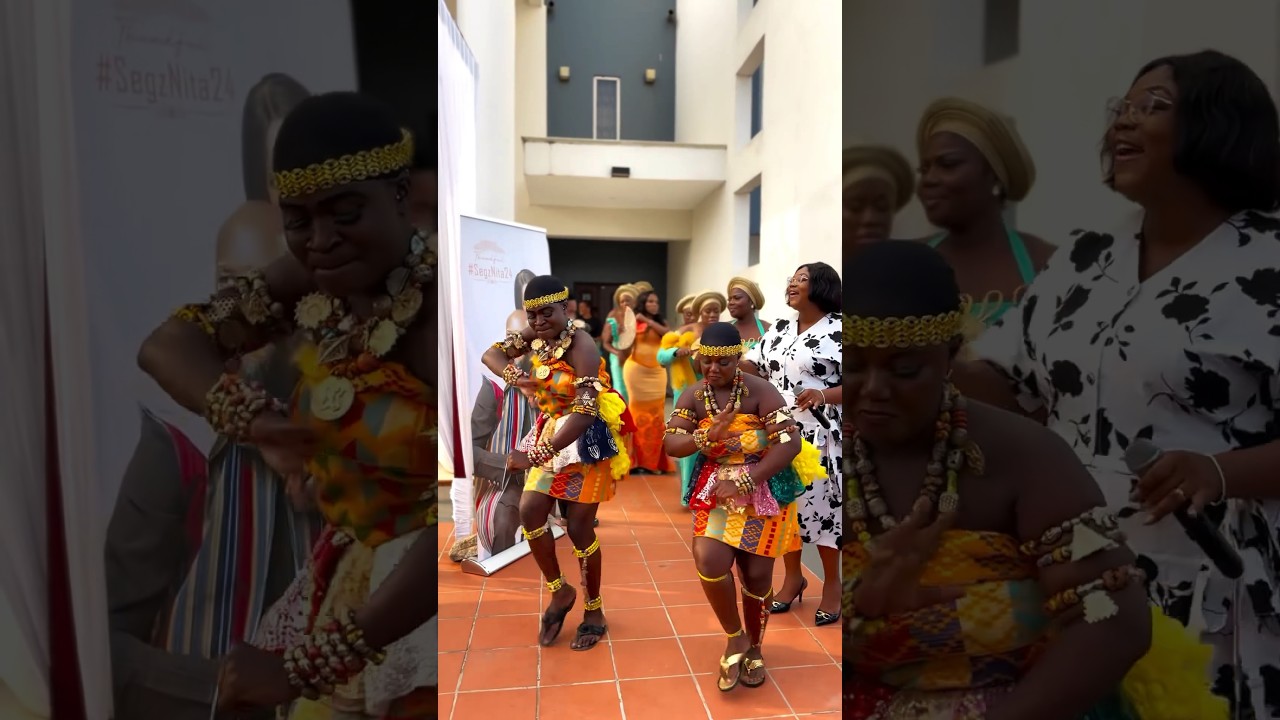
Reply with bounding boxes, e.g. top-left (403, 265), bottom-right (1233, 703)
top-left (1172, 487), bottom-right (1188, 502)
